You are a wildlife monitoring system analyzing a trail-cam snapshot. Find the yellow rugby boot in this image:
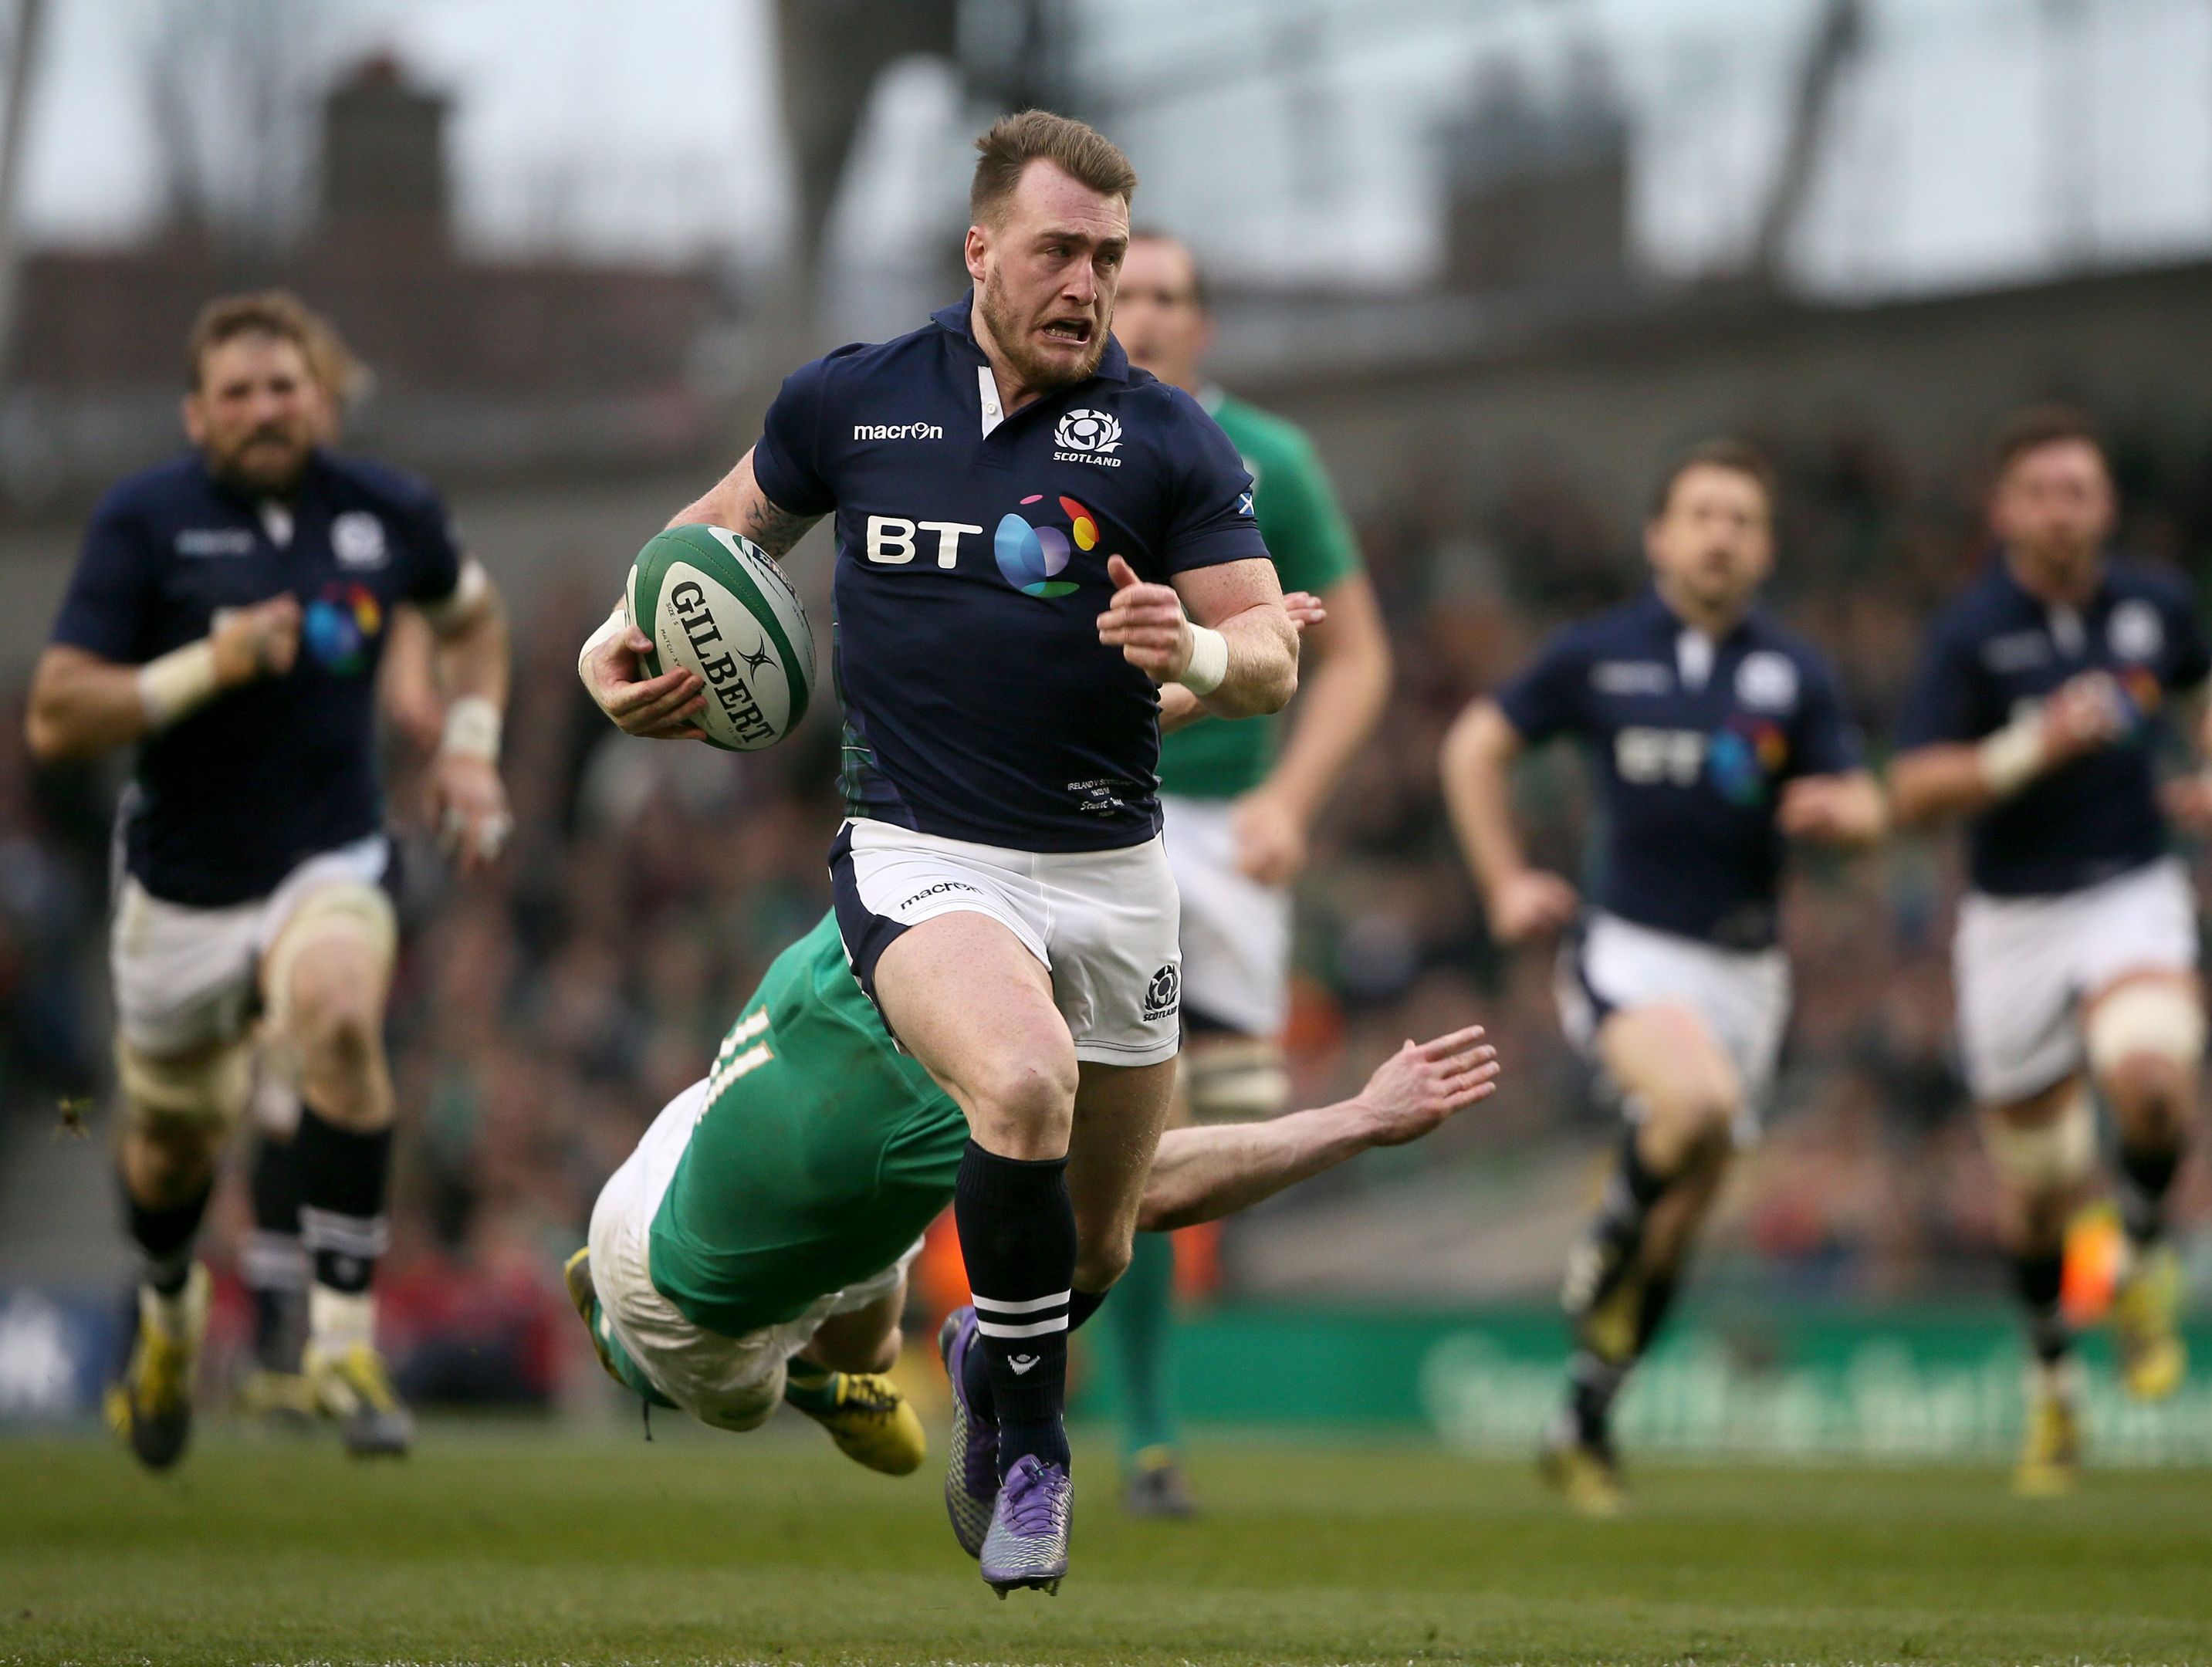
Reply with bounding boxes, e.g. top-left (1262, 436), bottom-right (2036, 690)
top-left (304, 1336), bottom-right (414, 1458)
top-left (1539, 1431), bottom-right (1625, 1518)
top-left (237, 1368), bottom-right (319, 1427)
top-left (107, 1264), bottom-right (210, 1473)
top-left (785, 1364), bottom-right (927, 1476)
top-left (2013, 1371), bottom-right (2082, 1498)
top-left (2111, 1244), bottom-right (2187, 1402)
